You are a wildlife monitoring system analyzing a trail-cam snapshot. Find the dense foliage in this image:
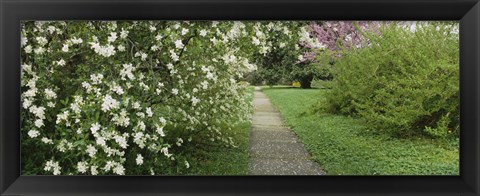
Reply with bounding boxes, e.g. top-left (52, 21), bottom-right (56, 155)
top-left (245, 22), bottom-right (329, 88)
top-left (20, 21), bottom-right (268, 175)
top-left (320, 22), bottom-right (459, 138)
top-left (247, 22), bottom-right (303, 86)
